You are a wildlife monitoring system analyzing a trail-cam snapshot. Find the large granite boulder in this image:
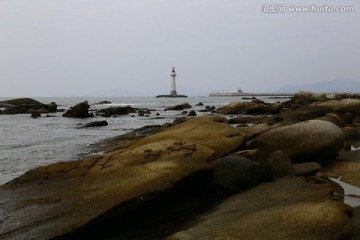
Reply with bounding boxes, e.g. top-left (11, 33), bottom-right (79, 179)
top-left (167, 177), bottom-right (352, 240)
top-left (249, 120), bottom-right (344, 163)
top-left (62, 101), bottom-right (93, 118)
top-left (0, 115), bottom-right (244, 240)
